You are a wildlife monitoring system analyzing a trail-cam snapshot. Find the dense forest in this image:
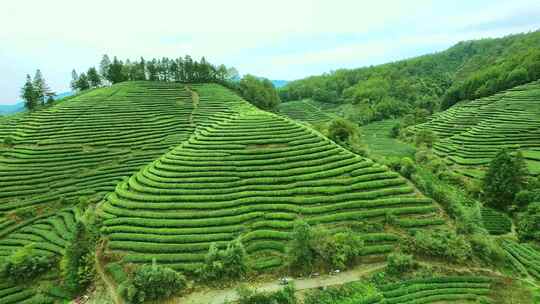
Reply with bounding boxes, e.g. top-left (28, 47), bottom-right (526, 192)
top-left (280, 30), bottom-right (540, 123)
